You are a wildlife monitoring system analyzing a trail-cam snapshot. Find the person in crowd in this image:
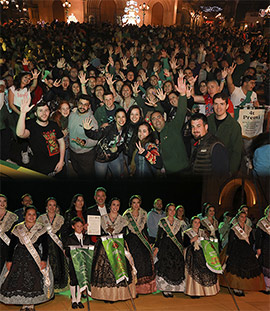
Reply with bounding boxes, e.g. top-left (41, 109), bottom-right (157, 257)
top-left (64, 217), bottom-right (92, 309)
top-left (201, 205), bottom-right (220, 241)
top-left (14, 193), bottom-right (34, 223)
top-left (221, 211), bottom-right (265, 296)
top-left (37, 197), bottom-right (68, 291)
top-left (94, 91), bottom-right (121, 127)
top-left (16, 99), bottom-right (65, 176)
top-left (183, 216), bottom-right (220, 298)
top-left (147, 198), bottom-right (165, 244)
top-left (218, 211), bottom-right (233, 249)
top-left (62, 194), bottom-right (87, 242)
top-left (83, 108), bottom-right (127, 179)
top-left (231, 204), bottom-right (253, 227)
top-left (150, 76), bottom-right (189, 175)
top-left (68, 94), bottom-right (98, 177)
top-left (154, 203), bottom-right (185, 297)
top-left (124, 105), bottom-right (144, 168)
top-left (0, 206), bottom-right (54, 311)
top-left (190, 113), bottom-right (229, 175)
top-left (130, 121), bottom-right (162, 178)
top-left (207, 92), bottom-right (243, 173)
top-left (91, 197), bottom-right (137, 302)
top-left (123, 195), bottom-right (156, 294)
top-left (255, 205), bottom-right (270, 294)
top-left (175, 205), bottom-right (189, 233)
top-left (0, 194), bottom-right (18, 273)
